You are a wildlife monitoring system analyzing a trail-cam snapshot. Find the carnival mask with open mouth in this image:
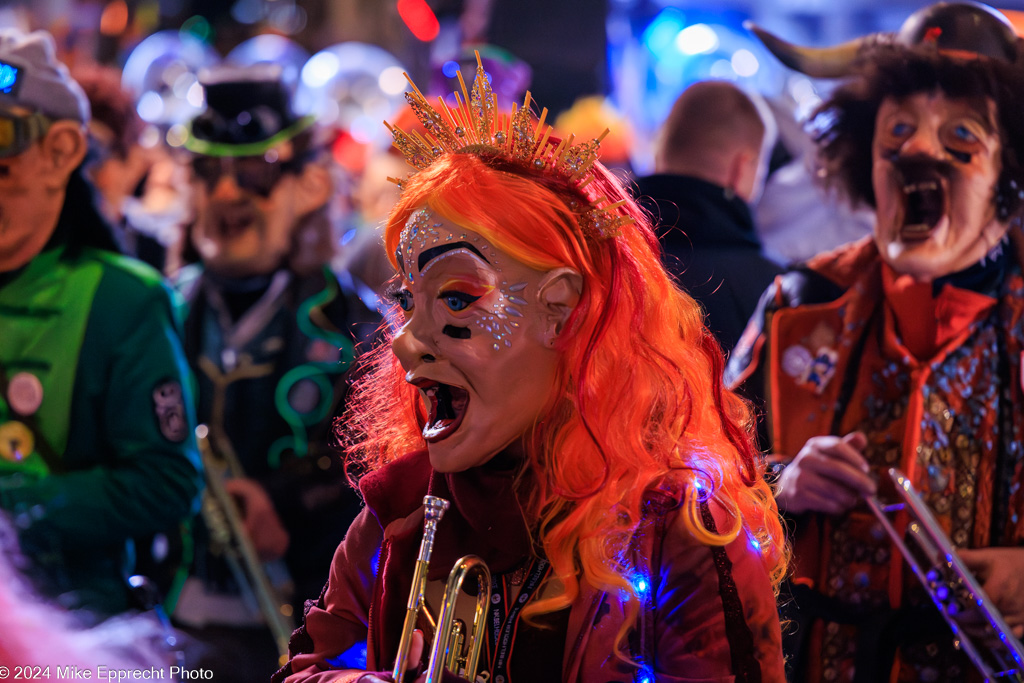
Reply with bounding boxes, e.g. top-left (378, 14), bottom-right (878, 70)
top-left (190, 169), bottom-right (299, 278)
top-left (746, 1), bottom-right (1020, 280)
top-left (388, 208), bottom-right (571, 473)
top-left (872, 92), bottom-right (1007, 280)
